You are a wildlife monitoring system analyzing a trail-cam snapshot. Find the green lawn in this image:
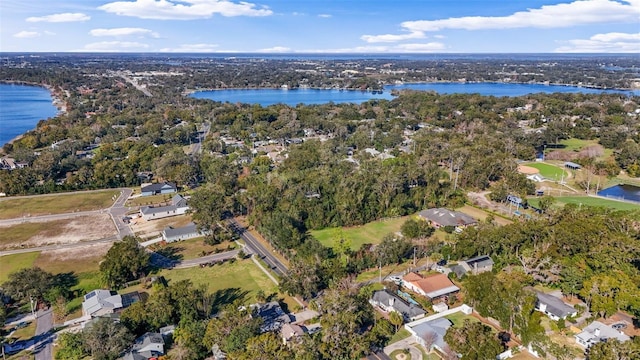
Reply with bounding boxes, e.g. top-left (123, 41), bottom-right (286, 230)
top-left (310, 216), bottom-right (409, 251)
top-left (0, 190), bottom-right (119, 219)
top-left (152, 239), bottom-right (236, 261)
top-left (553, 196), bottom-right (640, 211)
top-left (158, 258), bottom-right (279, 304)
top-left (0, 252), bottom-right (40, 284)
top-left (389, 328), bottom-right (411, 344)
top-left (523, 162), bottom-right (568, 180)
top-left (445, 312), bottom-right (481, 328)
